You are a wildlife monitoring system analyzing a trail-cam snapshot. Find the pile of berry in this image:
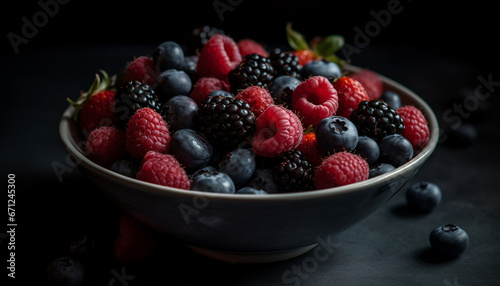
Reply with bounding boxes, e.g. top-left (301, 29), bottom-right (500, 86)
top-left (68, 25), bottom-right (430, 194)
